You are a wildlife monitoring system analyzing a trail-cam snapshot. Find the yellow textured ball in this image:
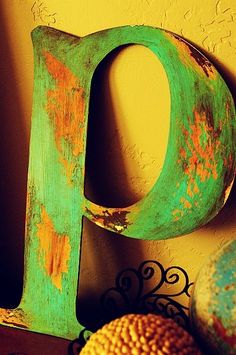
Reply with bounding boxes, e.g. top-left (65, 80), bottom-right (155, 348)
top-left (80, 313), bottom-right (201, 354)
